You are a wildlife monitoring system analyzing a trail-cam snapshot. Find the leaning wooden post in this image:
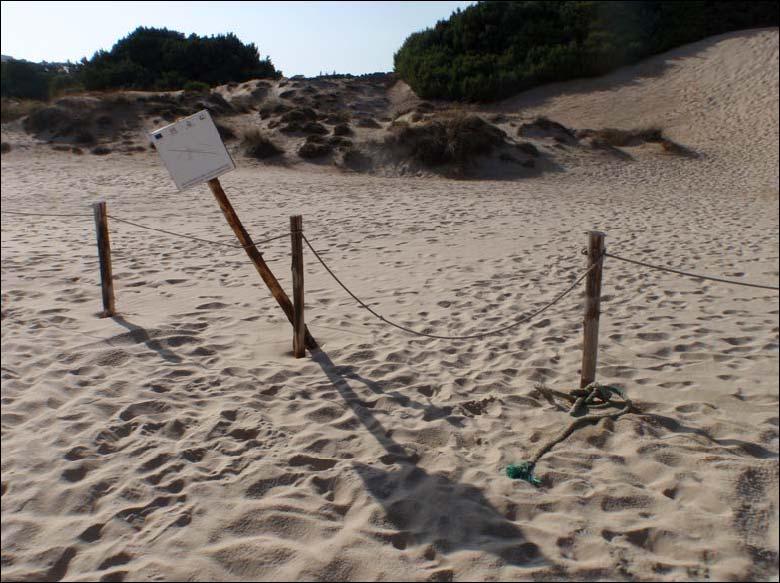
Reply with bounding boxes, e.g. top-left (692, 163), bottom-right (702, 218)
top-left (206, 178), bottom-right (317, 350)
top-left (290, 215), bottom-right (305, 358)
top-left (580, 230), bottom-right (606, 388)
top-left (92, 201), bottom-right (116, 317)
